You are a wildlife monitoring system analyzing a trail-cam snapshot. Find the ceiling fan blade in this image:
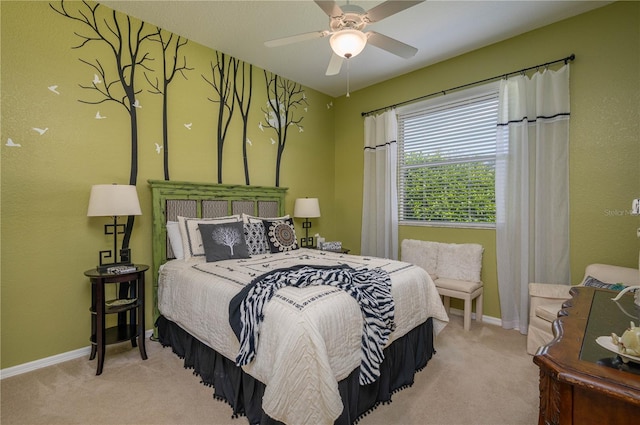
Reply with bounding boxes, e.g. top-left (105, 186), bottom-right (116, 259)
top-left (325, 53), bottom-right (344, 76)
top-left (314, 0), bottom-right (343, 18)
top-left (265, 30), bottom-right (330, 48)
top-left (367, 31), bottom-right (418, 59)
top-left (365, 0), bottom-right (424, 23)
